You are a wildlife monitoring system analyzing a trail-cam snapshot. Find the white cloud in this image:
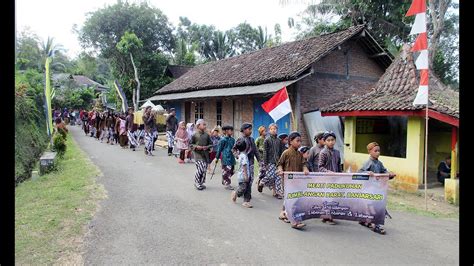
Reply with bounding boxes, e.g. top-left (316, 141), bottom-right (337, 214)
top-left (16, 0), bottom-right (308, 58)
